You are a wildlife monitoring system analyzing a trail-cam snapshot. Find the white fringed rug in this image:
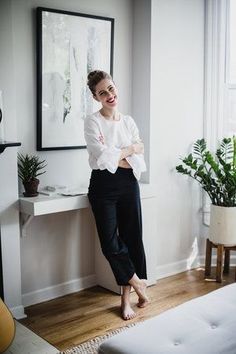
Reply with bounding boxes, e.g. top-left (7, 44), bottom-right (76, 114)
top-left (60, 323), bottom-right (137, 354)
